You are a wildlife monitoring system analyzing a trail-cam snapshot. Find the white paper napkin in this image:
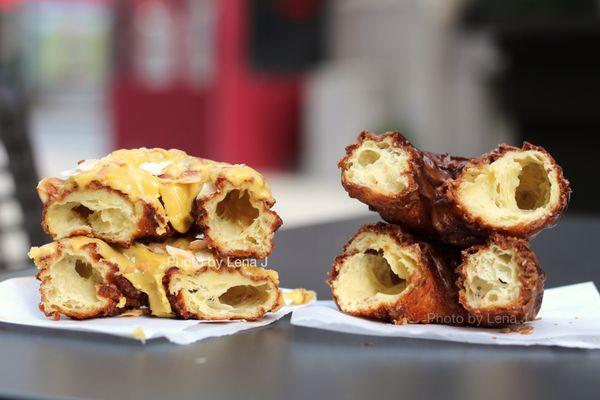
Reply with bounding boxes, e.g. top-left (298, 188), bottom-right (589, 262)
top-left (0, 277), bottom-right (307, 345)
top-left (291, 282), bottom-right (600, 349)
